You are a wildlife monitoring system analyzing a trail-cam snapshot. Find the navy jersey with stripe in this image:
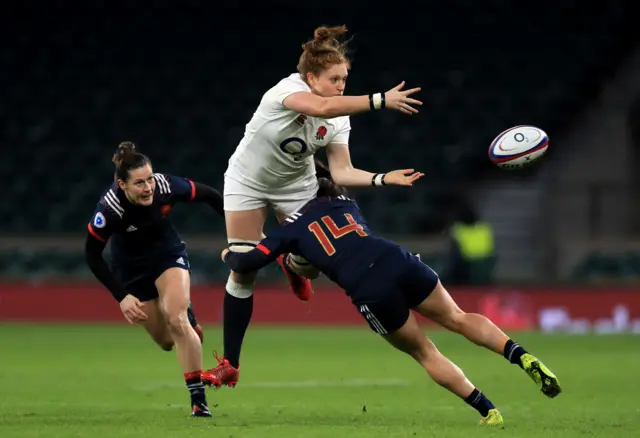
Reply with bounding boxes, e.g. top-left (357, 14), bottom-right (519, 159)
top-left (258, 196), bottom-right (401, 293)
top-left (87, 173), bottom-right (195, 266)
